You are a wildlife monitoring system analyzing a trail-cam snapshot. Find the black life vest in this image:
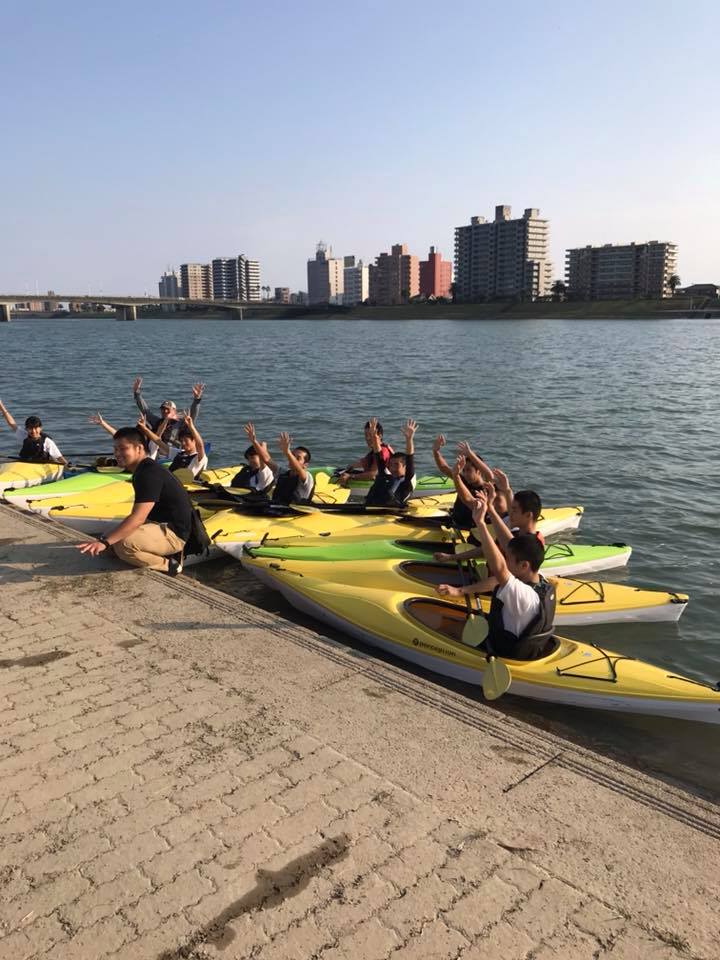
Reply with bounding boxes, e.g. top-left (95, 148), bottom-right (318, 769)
top-left (366, 473), bottom-right (410, 508)
top-left (232, 464), bottom-right (270, 493)
top-left (19, 433), bottom-right (52, 463)
top-left (170, 451), bottom-right (196, 473)
top-left (271, 470), bottom-right (314, 506)
top-left (485, 576), bottom-right (556, 660)
top-left (450, 481), bottom-right (483, 528)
